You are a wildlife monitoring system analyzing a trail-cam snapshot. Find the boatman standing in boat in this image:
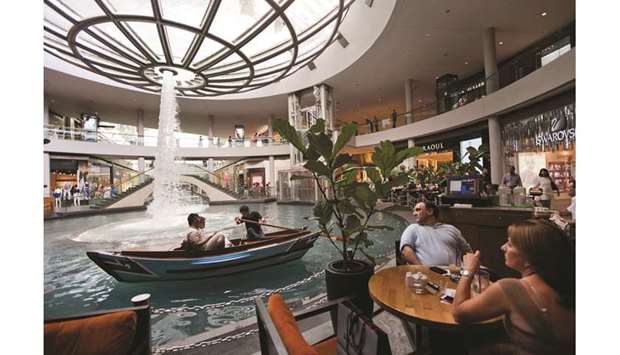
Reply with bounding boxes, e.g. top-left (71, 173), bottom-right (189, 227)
top-left (184, 213), bottom-right (228, 251)
top-left (235, 205), bottom-right (266, 240)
